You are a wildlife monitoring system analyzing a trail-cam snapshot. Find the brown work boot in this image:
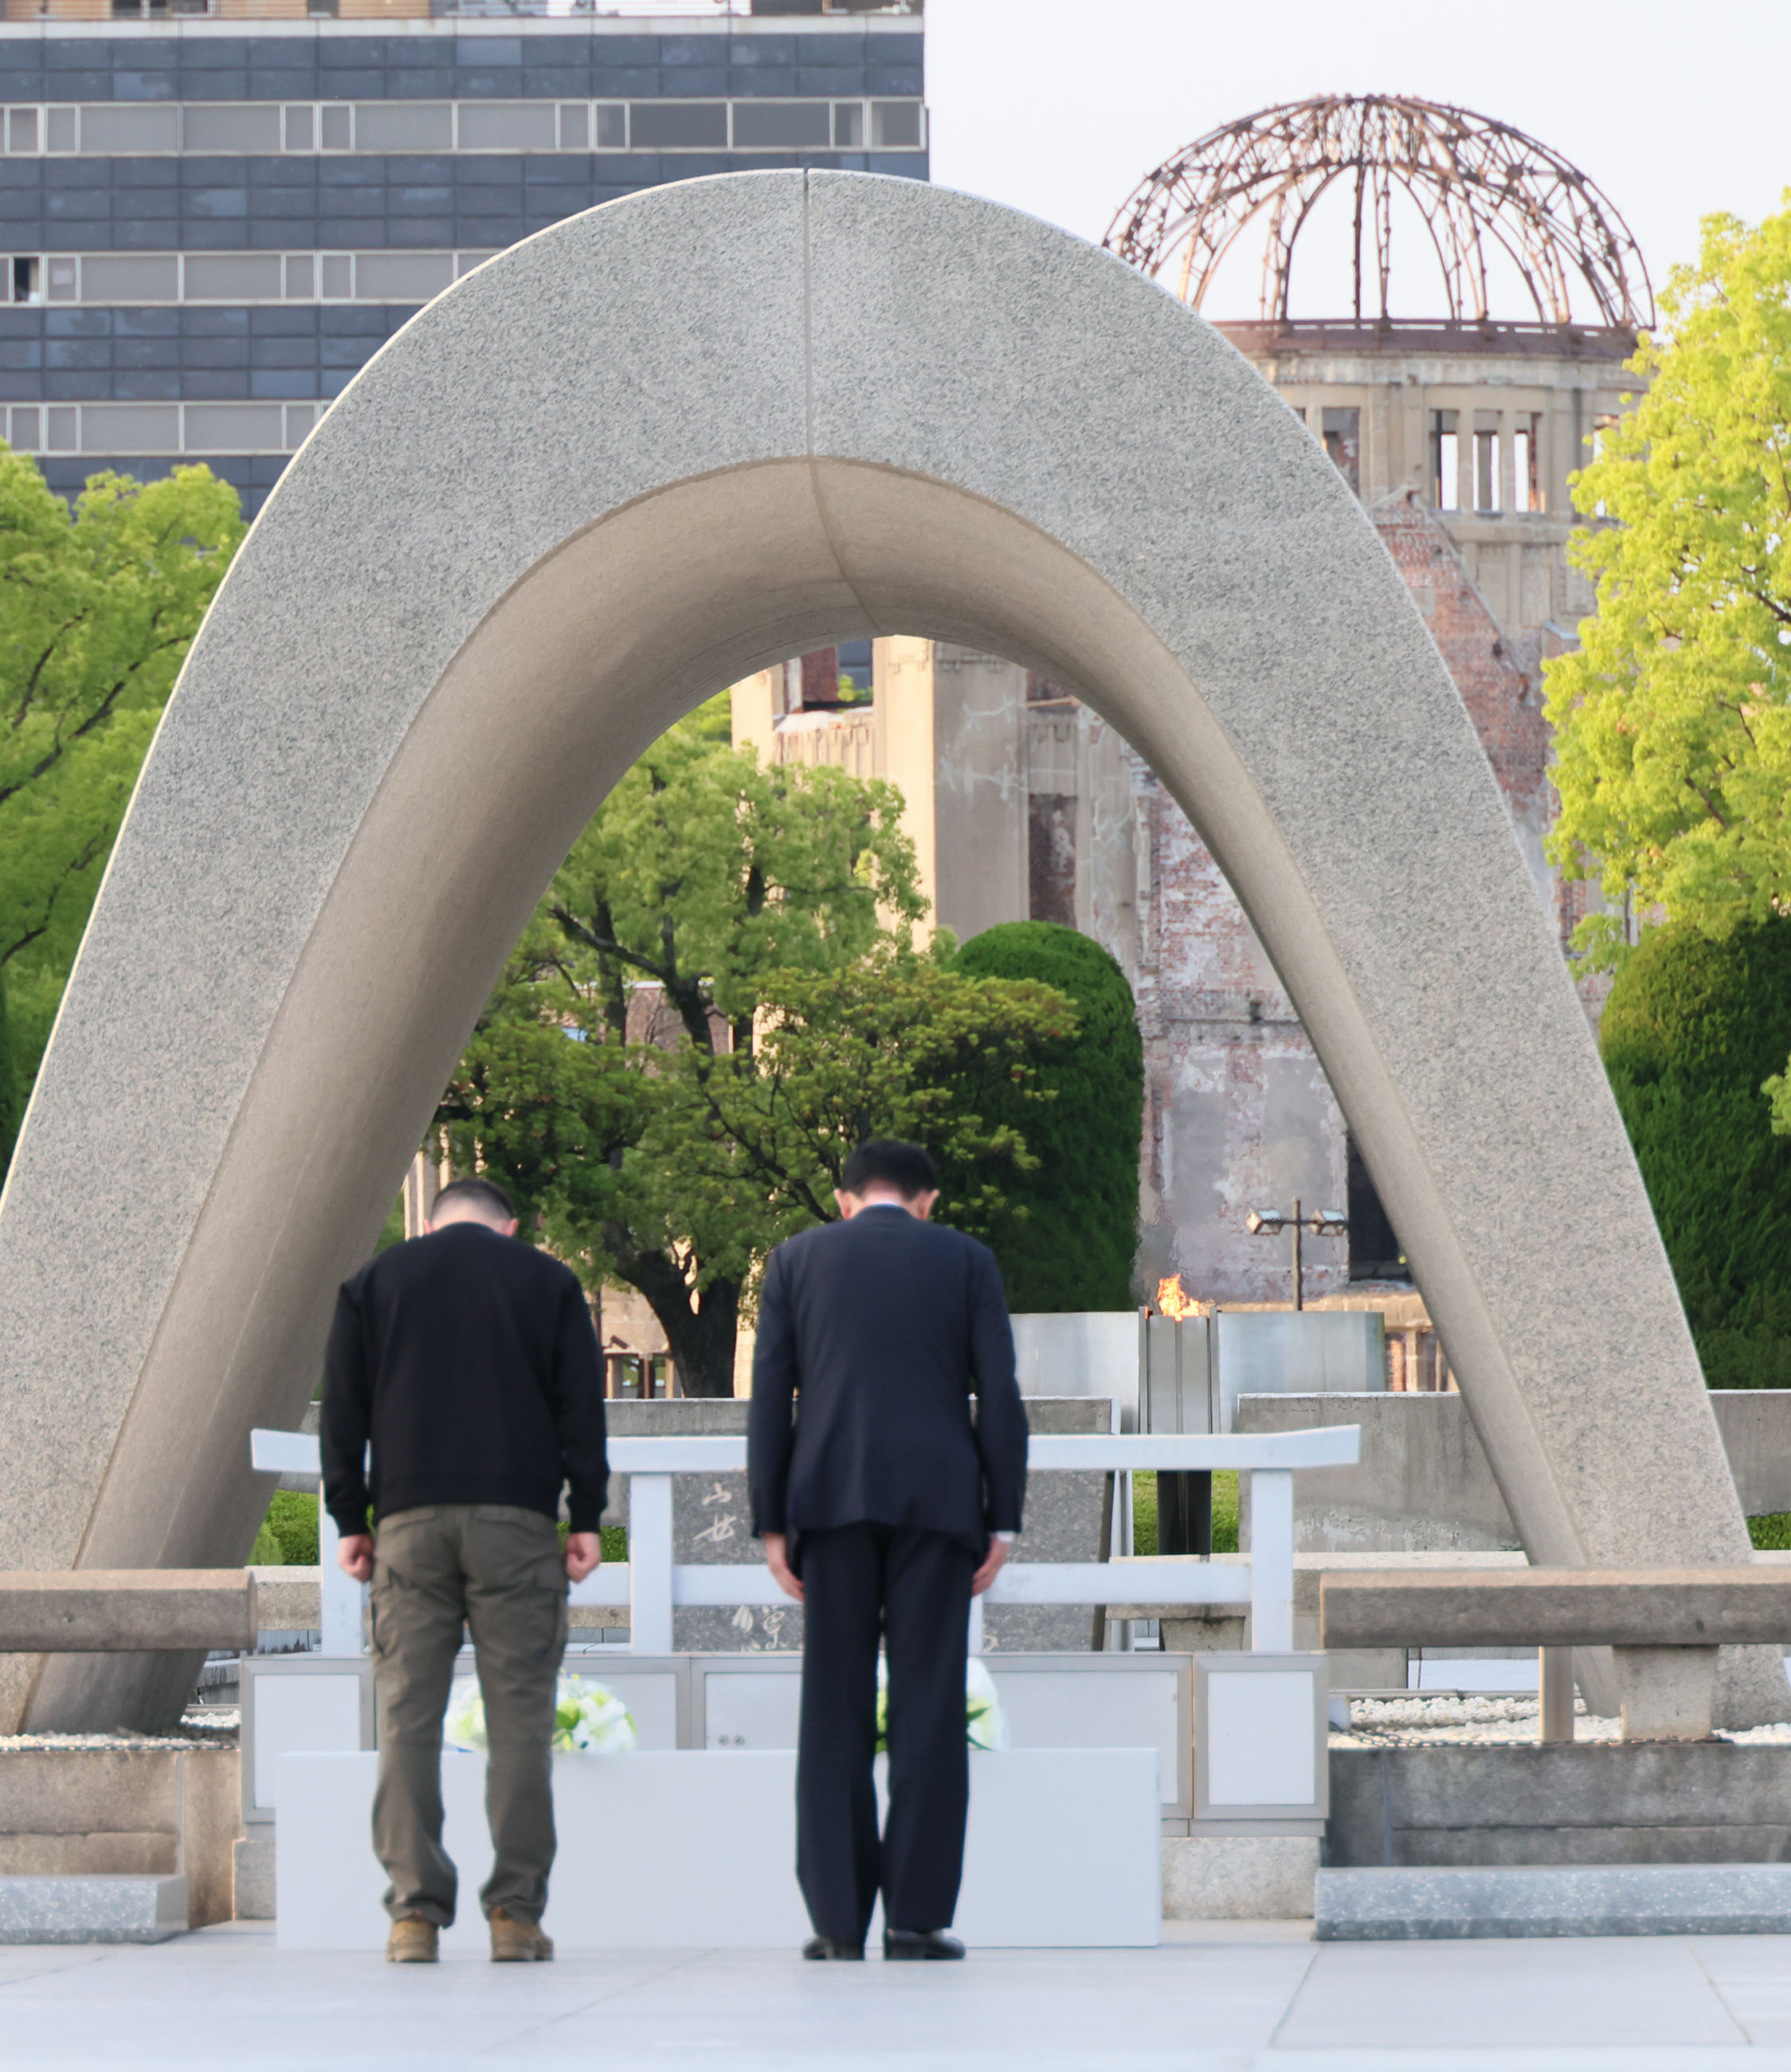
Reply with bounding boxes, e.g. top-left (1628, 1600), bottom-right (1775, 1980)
top-left (386, 1916), bottom-right (439, 1964)
top-left (489, 1907), bottom-right (554, 1962)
